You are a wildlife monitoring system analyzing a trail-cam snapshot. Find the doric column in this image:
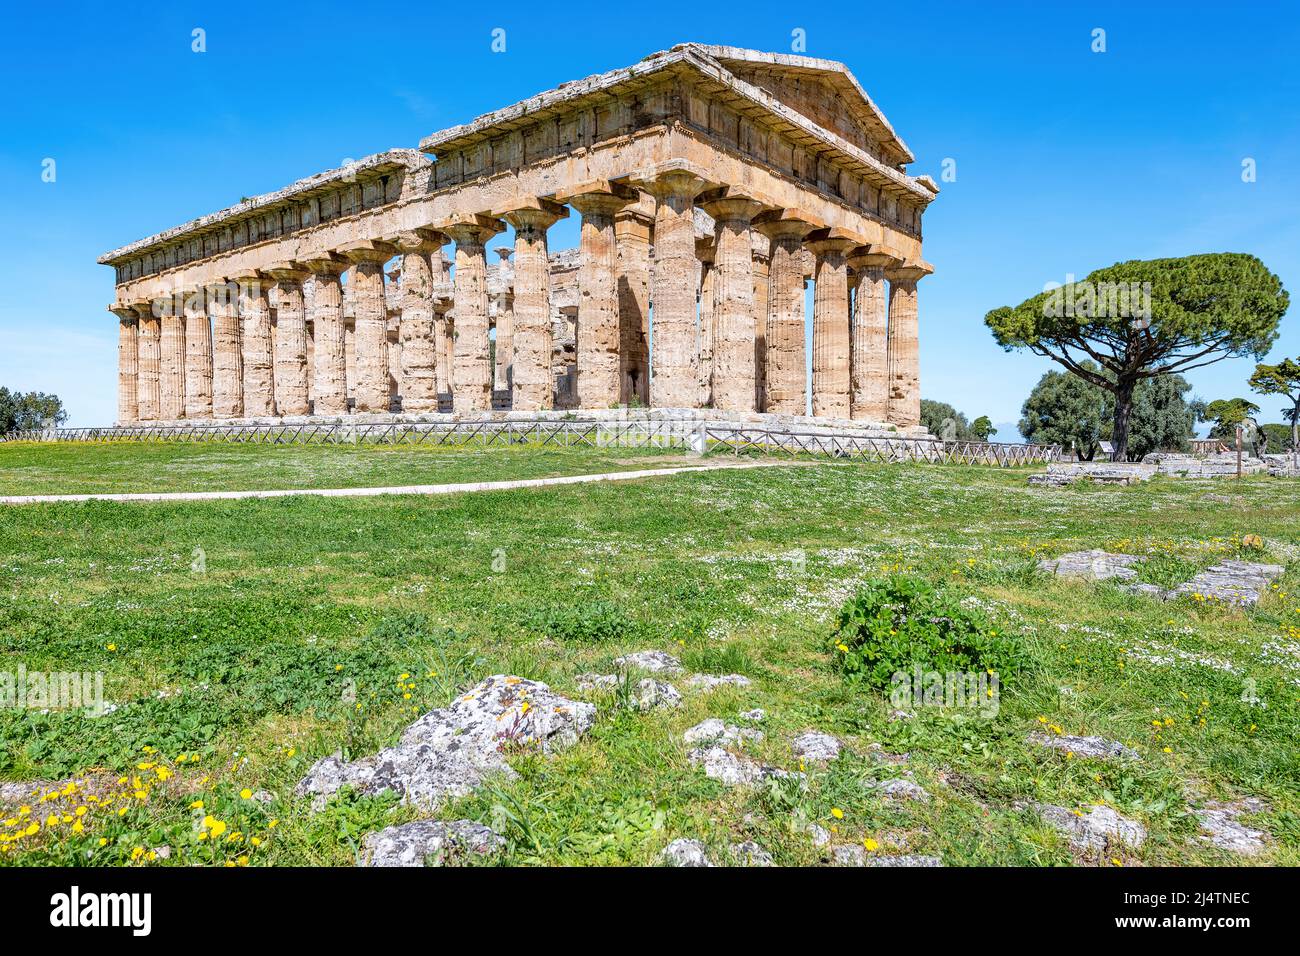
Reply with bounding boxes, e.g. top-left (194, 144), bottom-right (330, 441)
top-left (886, 263), bottom-right (931, 428)
top-left (337, 240), bottom-right (396, 414)
top-left (233, 271), bottom-right (275, 416)
top-left (632, 165), bottom-right (710, 408)
top-left (847, 250), bottom-right (898, 422)
top-left (754, 212), bottom-right (816, 416)
top-left (132, 299), bottom-right (161, 421)
top-left (183, 287), bottom-right (213, 419)
top-left (699, 188), bottom-right (766, 413)
top-left (159, 296), bottom-right (186, 419)
top-left (301, 255), bottom-right (349, 416)
top-left (265, 262), bottom-right (311, 416)
top-left (440, 214), bottom-right (505, 415)
top-left (492, 247), bottom-right (514, 398)
top-left (807, 229), bottom-right (857, 418)
top-left (110, 304), bottom-right (138, 423)
top-left (695, 245), bottom-right (716, 408)
top-left (388, 230), bottom-right (446, 413)
top-left (207, 281), bottom-right (242, 418)
top-left (752, 233), bottom-right (771, 412)
top-left (431, 251), bottom-right (453, 402)
top-left (559, 180), bottom-right (637, 410)
top-left (615, 207), bottom-right (653, 405)
top-left (499, 199), bottom-right (567, 411)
